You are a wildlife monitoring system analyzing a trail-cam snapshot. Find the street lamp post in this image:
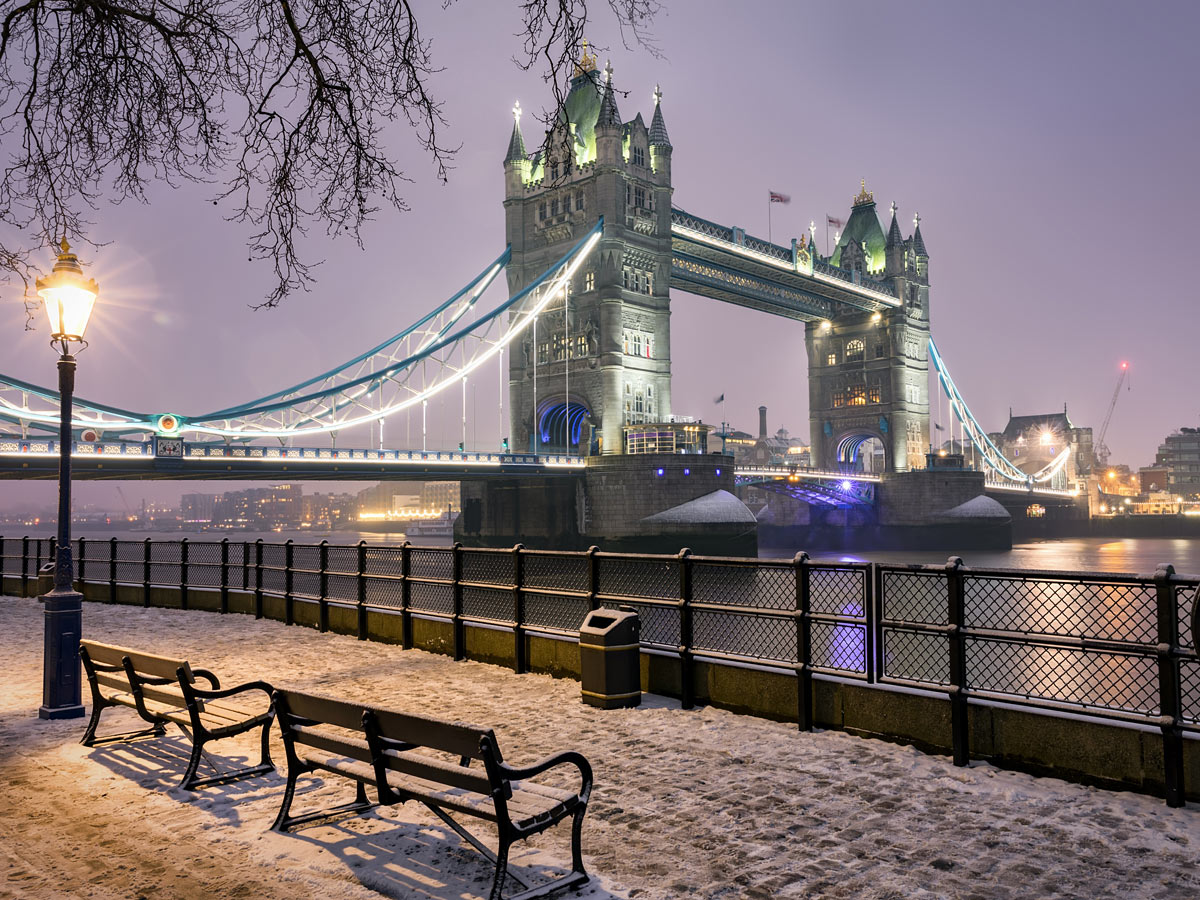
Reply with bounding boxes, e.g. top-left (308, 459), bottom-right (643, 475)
top-left (36, 238), bottom-right (98, 720)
